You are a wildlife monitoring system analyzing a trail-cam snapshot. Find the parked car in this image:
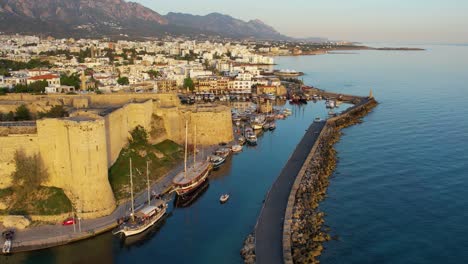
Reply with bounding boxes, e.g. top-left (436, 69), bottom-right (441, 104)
top-left (62, 217), bottom-right (76, 226)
